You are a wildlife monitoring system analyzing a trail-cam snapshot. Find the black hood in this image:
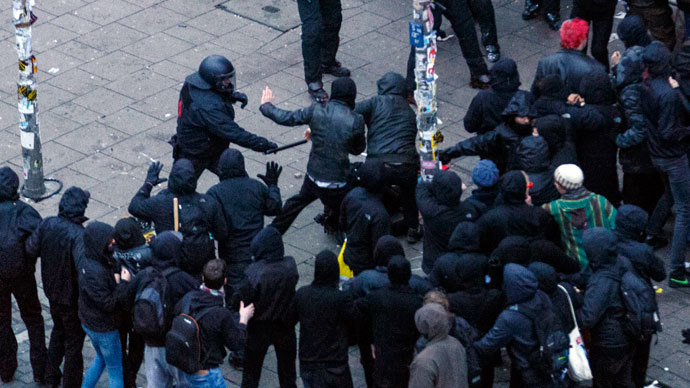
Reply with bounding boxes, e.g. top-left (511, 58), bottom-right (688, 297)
top-left (113, 218), bottom-right (145, 251)
top-left (617, 15), bottom-right (651, 49)
top-left (218, 148), bottom-right (247, 180)
top-left (448, 222), bottom-right (480, 253)
top-left (150, 231), bottom-right (183, 268)
top-left (250, 225), bottom-right (284, 261)
top-left (500, 170), bottom-right (527, 205)
top-left (502, 90), bottom-right (534, 118)
top-left (583, 228), bottom-right (618, 272)
top-left (0, 167), bottom-right (19, 202)
top-left (533, 115), bottom-right (566, 156)
top-left (313, 250), bottom-right (339, 287)
top-left (430, 170), bottom-right (462, 207)
top-left (388, 255), bottom-right (411, 286)
top-left (84, 221), bottom-right (114, 266)
top-left (528, 262), bottom-right (558, 294)
top-left (503, 263), bottom-right (538, 304)
top-left (580, 72), bottom-right (616, 105)
top-left (455, 254), bottom-right (486, 288)
top-left (490, 58), bottom-right (520, 93)
top-left (530, 239), bottom-right (575, 272)
top-left (533, 74), bottom-right (566, 100)
top-left (674, 44), bottom-right (690, 77)
top-left (492, 235), bottom-right (531, 266)
top-left (168, 158), bottom-right (197, 195)
top-left (377, 72), bottom-right (407, 96)
top-left (355, 159), bottom-right (383, 193)
top-left (643, 41), bottom-right (672, 78)
top-left (616, 46), bottom-right (645, 90)
top-left (58, 186), bottom-right (90, 224)
top-left (517, 136), bottom-right (550, 173)
top-left (614, 204), bottom-right (648, 242)
top-left (331, 77), bottom-right (357, 109)
top-left (373, 235), bottom-right (405, 267)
